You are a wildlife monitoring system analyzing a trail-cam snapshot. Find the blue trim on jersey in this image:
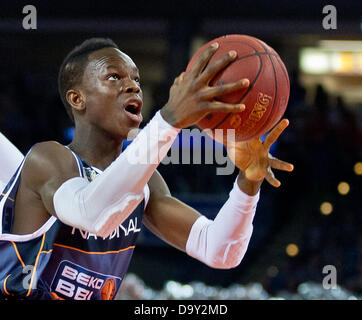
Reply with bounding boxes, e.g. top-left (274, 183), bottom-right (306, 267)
top-left (1, 160), bottom-right (25, 234)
